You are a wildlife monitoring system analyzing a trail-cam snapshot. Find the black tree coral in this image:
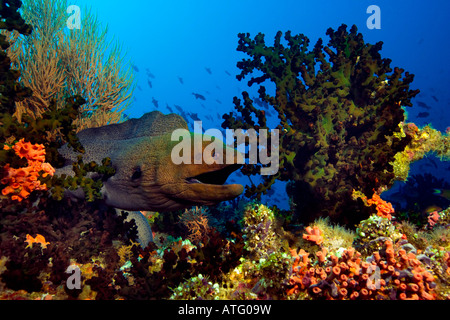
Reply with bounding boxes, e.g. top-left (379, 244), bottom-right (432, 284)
top-left (0, 0), bottom-right (32, 114)
top-left (222, 24), bottom-right (419, 225)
